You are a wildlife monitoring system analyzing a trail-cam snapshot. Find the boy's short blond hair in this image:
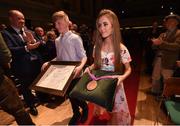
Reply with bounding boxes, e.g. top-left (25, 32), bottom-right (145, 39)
top-left (52, 11), bottom-right (69, 23)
